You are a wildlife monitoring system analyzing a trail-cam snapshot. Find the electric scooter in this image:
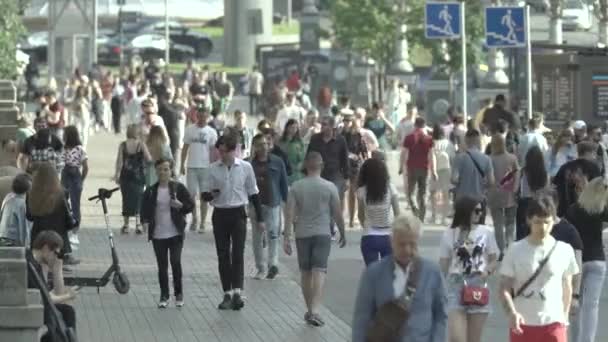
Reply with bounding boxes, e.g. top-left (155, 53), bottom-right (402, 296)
top-left (64, 187), bottom-right (130, 294)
